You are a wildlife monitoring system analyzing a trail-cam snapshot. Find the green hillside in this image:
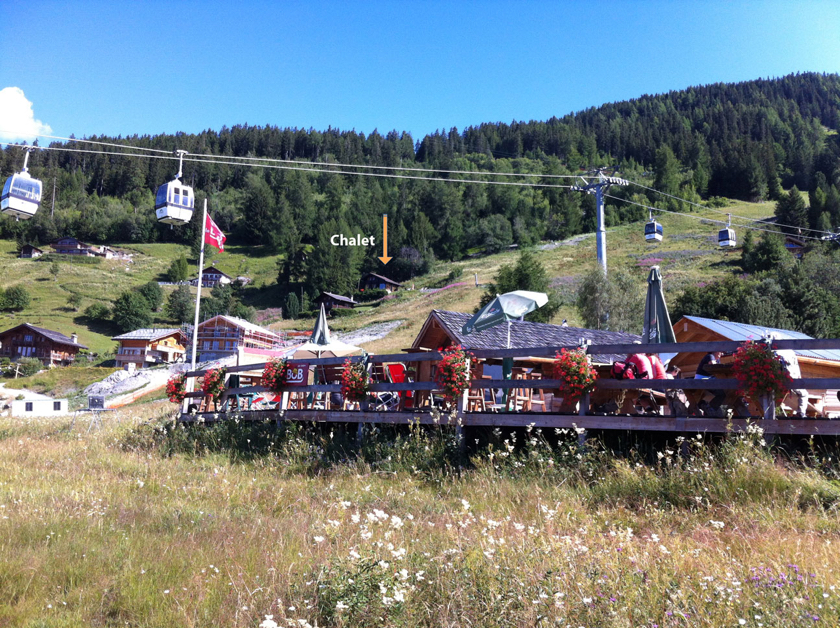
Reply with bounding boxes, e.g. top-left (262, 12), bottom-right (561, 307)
top-left (0, 241), bottom-right (284, 354)
top-left (1, 197), bottom-right (773, 357)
